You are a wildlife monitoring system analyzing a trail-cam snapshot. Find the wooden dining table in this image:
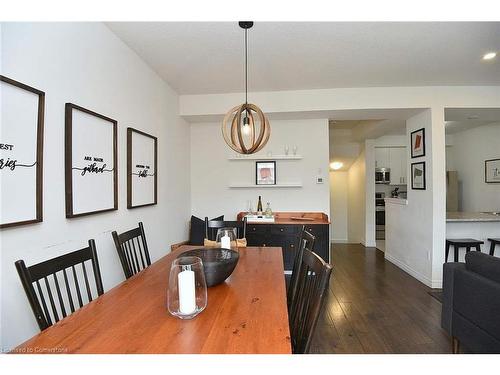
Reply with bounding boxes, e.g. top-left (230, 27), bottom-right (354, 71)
top-left (13, 245), bottom-right (292, 354)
